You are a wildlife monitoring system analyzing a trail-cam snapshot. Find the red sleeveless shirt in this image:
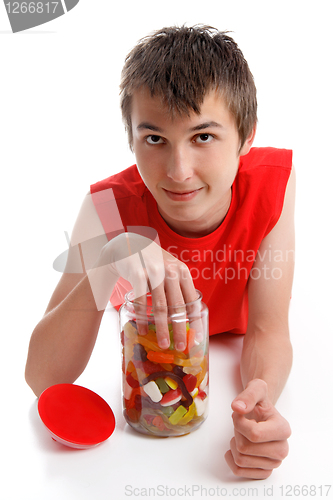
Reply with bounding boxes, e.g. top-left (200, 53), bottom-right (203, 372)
top-left (90, 147), bottom-right (292, 335)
